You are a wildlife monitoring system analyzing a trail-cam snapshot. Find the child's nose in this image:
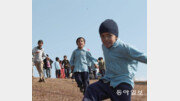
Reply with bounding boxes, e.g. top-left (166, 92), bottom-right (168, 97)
top-left (105, 37), bottom-right (109, 41)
